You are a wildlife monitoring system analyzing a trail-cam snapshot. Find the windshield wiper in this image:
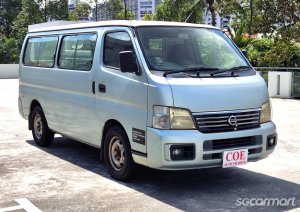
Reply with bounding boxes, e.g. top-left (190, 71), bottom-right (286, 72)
top-left (210, 66), bottom-right (251, 76)
top-left (163, 67), bottom-right (219, 77)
